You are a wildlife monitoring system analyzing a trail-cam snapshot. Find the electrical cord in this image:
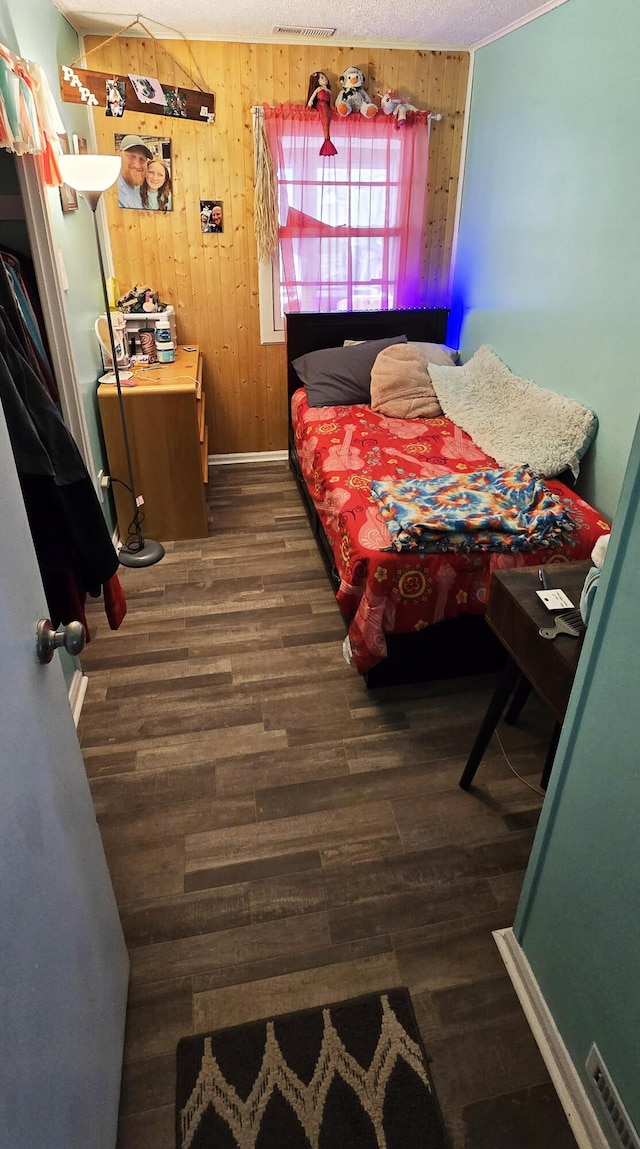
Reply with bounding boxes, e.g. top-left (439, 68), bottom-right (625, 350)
top-left (110, 476), bottom-right (146, 550)
top-left (494, 727), bottom-right (545, 797)
top-left (124, 505), bottom-right (146, 551)
top-left (129, 369), bottom-right (199, 386)
top-left (110, 476), bottom-right (133, 495)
